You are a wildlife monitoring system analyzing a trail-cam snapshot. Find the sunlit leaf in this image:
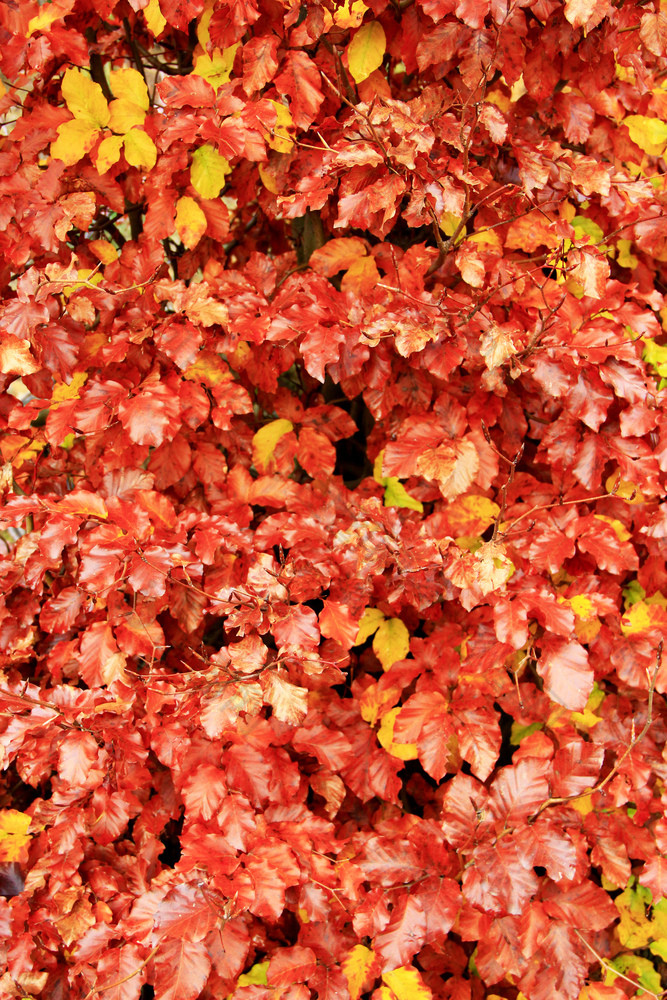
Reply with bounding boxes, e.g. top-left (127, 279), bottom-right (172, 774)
top-left (191, 144), bottom-right (231, 199)
top-left (348, 21), bottom-right (386, 83)
top-left (373, 617), bottom-right (410, 670)
top-left (0, 810), bottom-right (32, 862)
top-left (109, 67), bottom-right (150, 110)
top-left (123, 129), bottom-right (157, 170)
top-left (174, 196), bottom-right (208, 249)
top-left (252, 418), bottom-right (294, 472)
